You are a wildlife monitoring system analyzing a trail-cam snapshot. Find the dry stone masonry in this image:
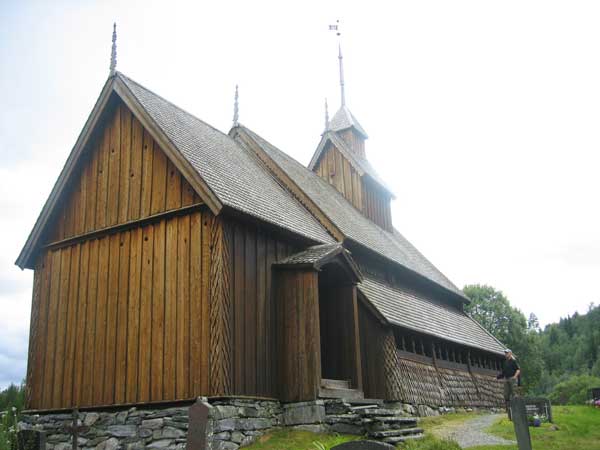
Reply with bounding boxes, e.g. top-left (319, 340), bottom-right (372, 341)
top-left (19, 396), bottom-right (504, 449)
